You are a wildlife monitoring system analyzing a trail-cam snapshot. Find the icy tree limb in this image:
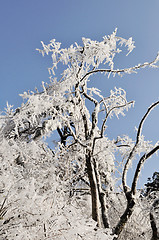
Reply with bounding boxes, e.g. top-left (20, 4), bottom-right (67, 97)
top-left (131, 146), bottom-right (159, 195)
top-left (79, 52), bottom-right (159, 83)
top-left (114, 101), bottom-right (159, 238)
top-left (122, 101), bottom-right (159, 195)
